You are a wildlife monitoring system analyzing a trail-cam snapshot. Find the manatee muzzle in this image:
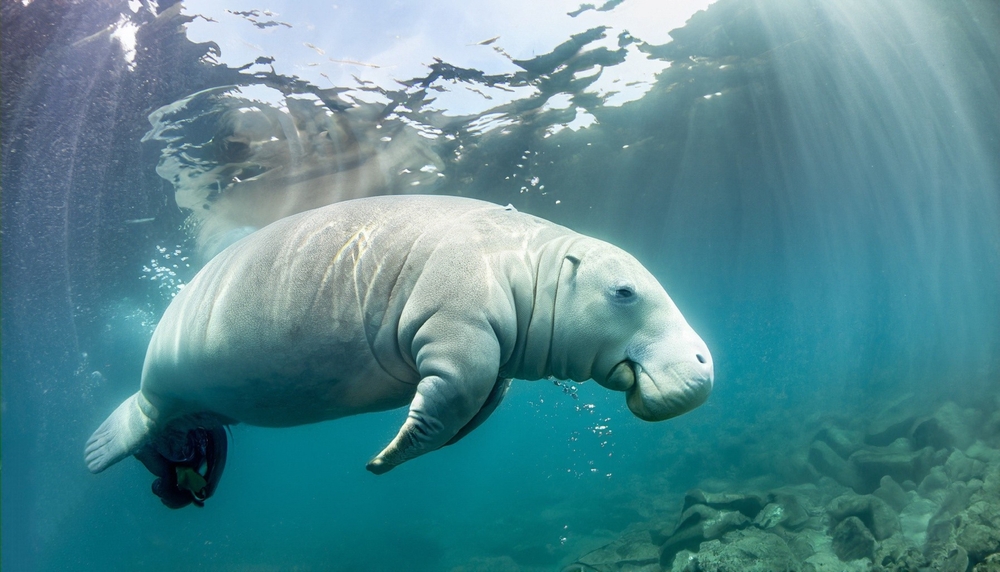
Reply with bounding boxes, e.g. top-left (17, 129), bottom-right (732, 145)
top-left (617, 348), bottom-right (714, 422)
top-left (604, 359), bottom-right (638, 391)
